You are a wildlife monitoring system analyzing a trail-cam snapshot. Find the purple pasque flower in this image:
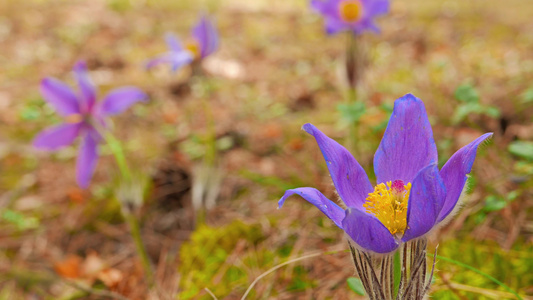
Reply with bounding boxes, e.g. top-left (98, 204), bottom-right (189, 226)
top-left (33, 61), bottom-right (148, 188)
top-left (146, 15), bottom-right (219, 72)
top-left (279, 94), bottom-right (492, 254)
top-left (311, 0), bottom-right (389, 35)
